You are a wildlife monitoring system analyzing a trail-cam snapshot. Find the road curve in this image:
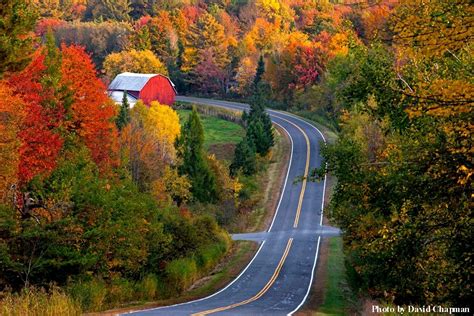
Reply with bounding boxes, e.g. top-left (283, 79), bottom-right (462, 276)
top-left (125, 96), bottom-right (328, 316)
